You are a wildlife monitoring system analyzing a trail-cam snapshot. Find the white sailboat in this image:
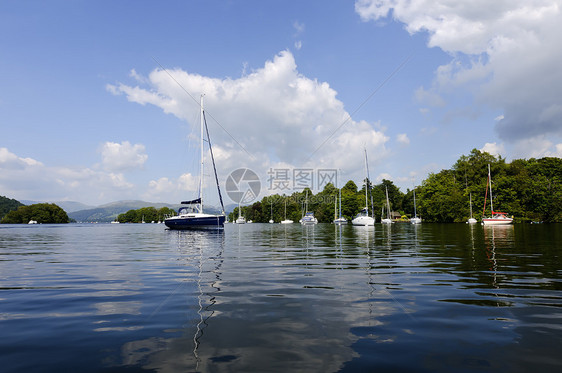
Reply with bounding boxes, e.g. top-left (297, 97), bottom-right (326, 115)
top-left (467, 193), bottom-right (477, 224)
top-left (235, 201), bottom-right (246, 224)
top-left (381, 186), bottom-right (393, 224)
top-left (352, 149), bottom-right (375, 226)
top-left (411, 189), bottom-right (422, 224)
top-left (164, 95), bottom-right (226, 230)
top-left (300, 190), bottom-right (318, 225)
top-left (333, 172), bottom-right (347, 225)
top-left (482, 164), bottom-right (513, 226)
top-left (269, 200), bottom-right (274, 223)
top-left (281, 197), bottom-right (293, 224)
